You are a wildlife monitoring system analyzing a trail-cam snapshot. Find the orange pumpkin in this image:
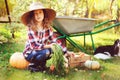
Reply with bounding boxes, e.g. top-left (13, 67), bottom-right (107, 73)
top-left (9, 52), bottom-right (29, 69)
